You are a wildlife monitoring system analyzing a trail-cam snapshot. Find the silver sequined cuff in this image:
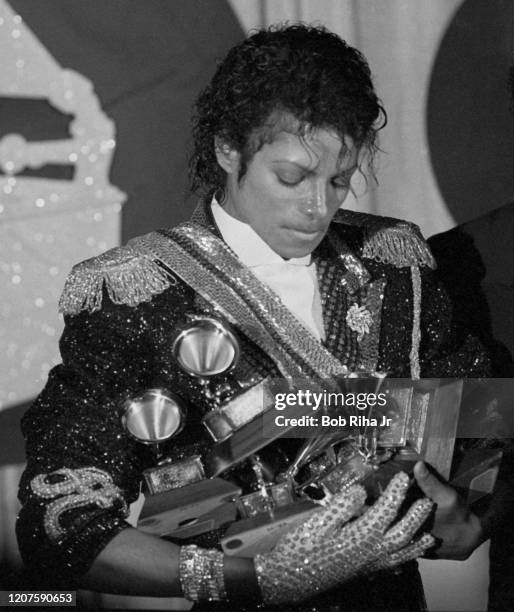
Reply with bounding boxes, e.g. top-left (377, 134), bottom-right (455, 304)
top-left (179, 544), bottom-right (226, 602)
